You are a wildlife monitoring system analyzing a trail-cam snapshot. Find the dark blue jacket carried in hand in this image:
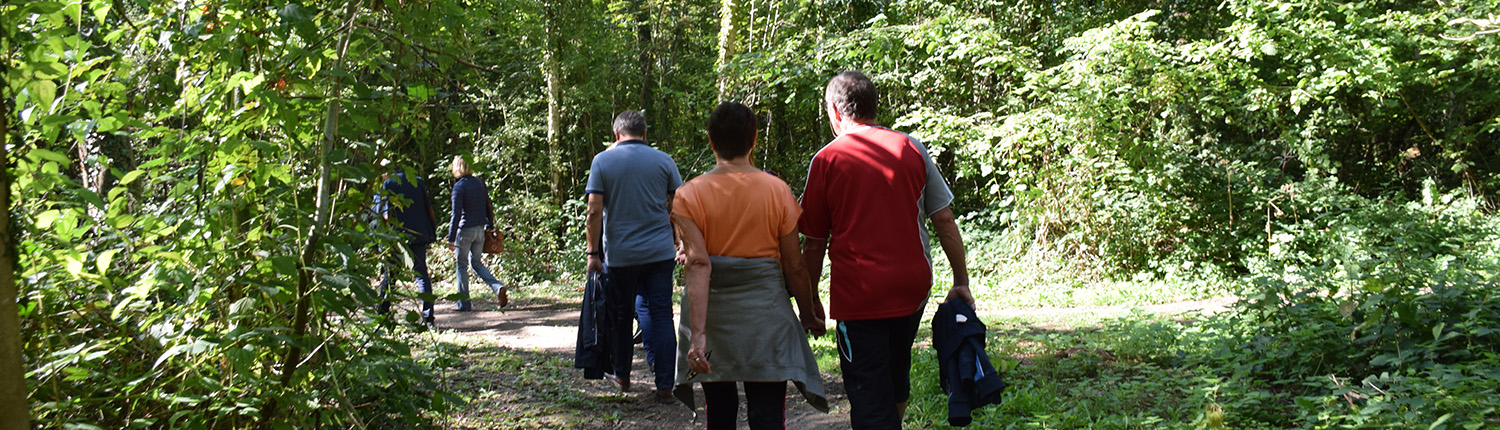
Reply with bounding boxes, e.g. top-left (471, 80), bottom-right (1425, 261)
top-left (932, 298), bottom-right (1007, 427)
top-left (574, 270), bottom-right (615, 379)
